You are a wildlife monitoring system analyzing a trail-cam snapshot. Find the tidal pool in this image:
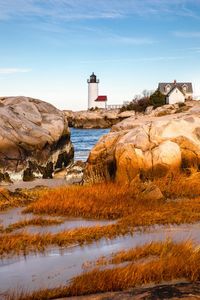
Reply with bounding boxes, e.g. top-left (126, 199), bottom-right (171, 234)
top-left (0, 207), bottom-right (113, 234)
top-left (0, 207), bottom-right (33, 228)
top-left (1, 222), bottom-right (200, 296)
